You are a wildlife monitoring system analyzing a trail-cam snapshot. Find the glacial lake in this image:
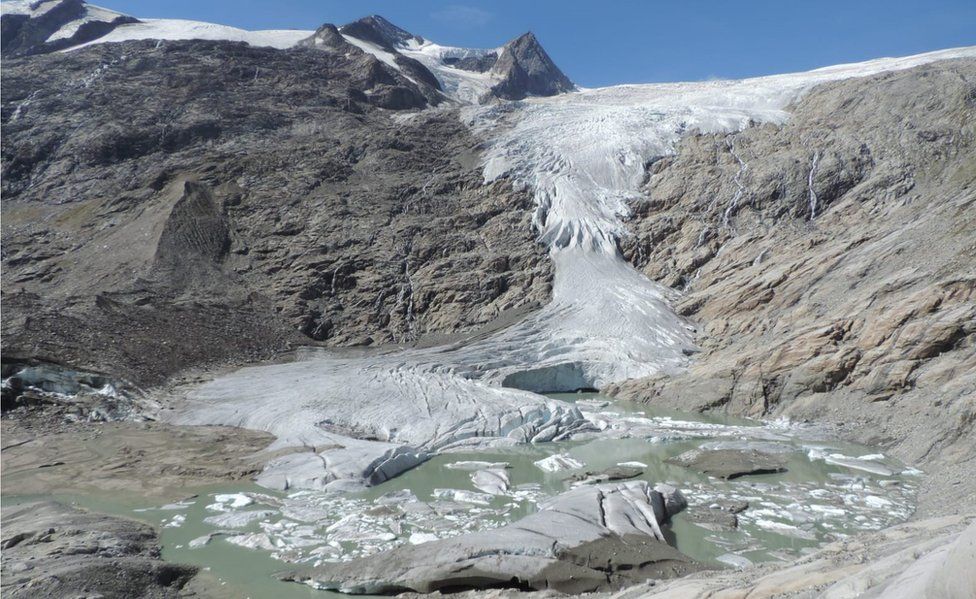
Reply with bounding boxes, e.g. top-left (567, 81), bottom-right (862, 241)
top-left (6, 393), bottom-right (919, 598)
